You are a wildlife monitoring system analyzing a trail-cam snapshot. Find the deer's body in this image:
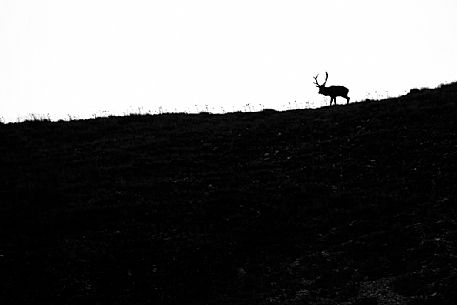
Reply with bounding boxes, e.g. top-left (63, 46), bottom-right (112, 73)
top-left (314, 72), bottom-right (350, 105)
